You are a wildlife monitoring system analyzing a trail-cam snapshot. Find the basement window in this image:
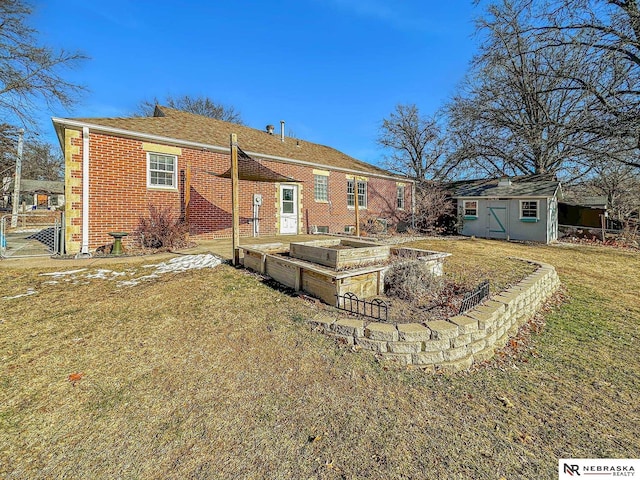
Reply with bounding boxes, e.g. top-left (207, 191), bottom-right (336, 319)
top-left (520, 200), bottom-right (539, 222)
top-left (147, 152), bottom-right (177, 189)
